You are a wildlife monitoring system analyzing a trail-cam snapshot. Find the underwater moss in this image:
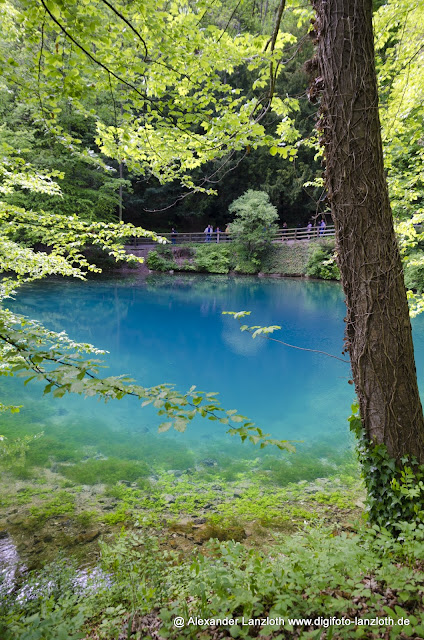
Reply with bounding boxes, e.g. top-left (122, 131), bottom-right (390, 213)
top-left (260, 449), bottom-right (355, 486)
top-left (58, 458), bottom-right (151, 485)
top-left (26, 436), bottom-right (81, 466)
